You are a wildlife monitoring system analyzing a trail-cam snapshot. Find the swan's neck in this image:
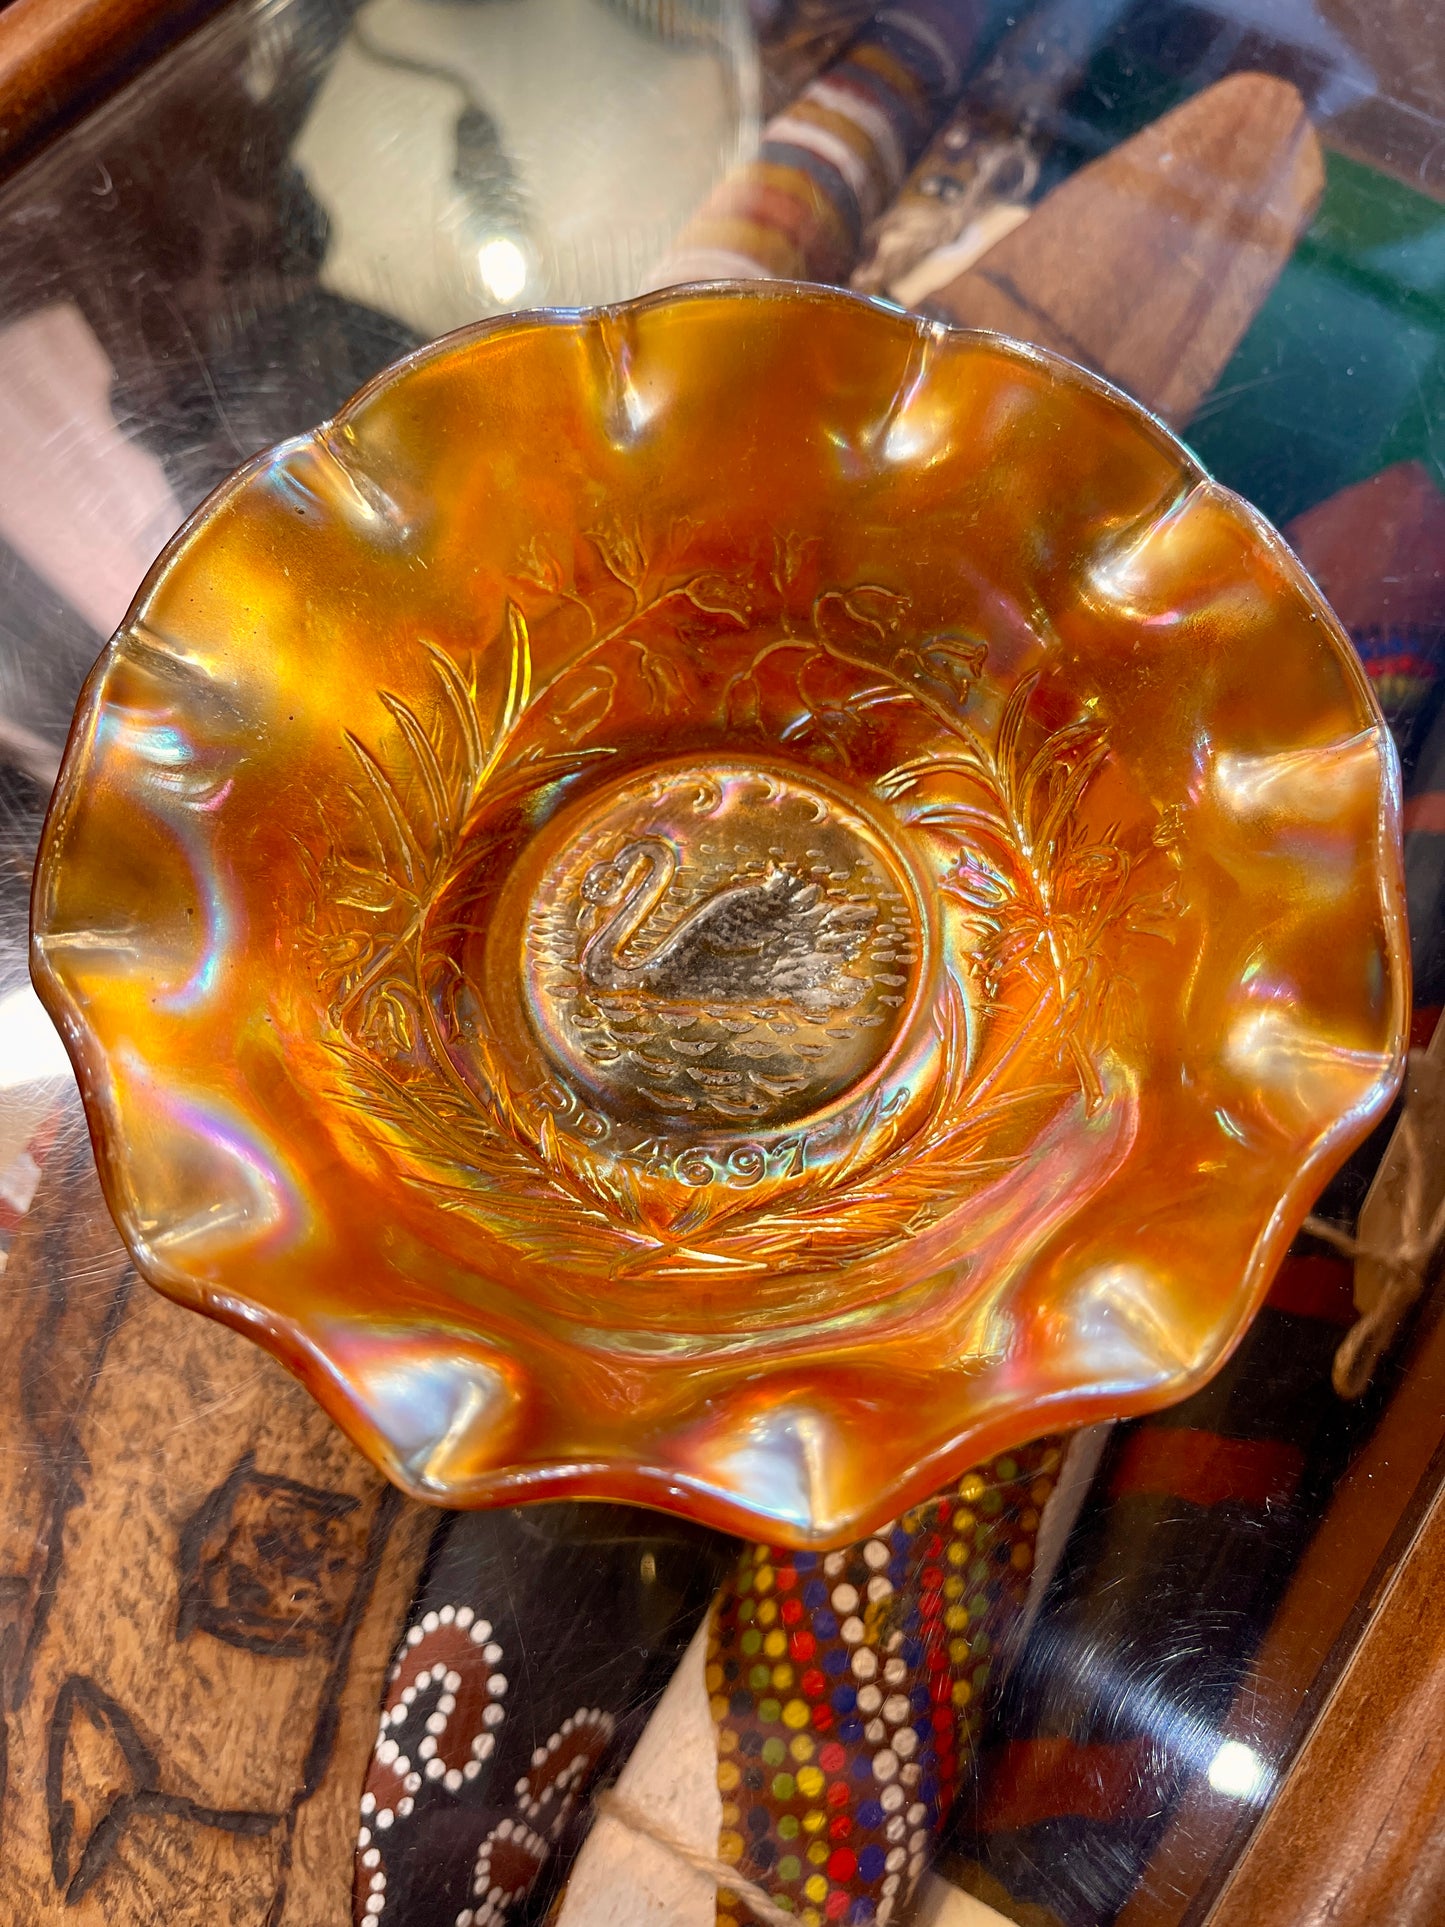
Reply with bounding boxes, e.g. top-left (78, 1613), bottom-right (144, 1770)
top-left (581, 841), bottom-right (674, 986)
